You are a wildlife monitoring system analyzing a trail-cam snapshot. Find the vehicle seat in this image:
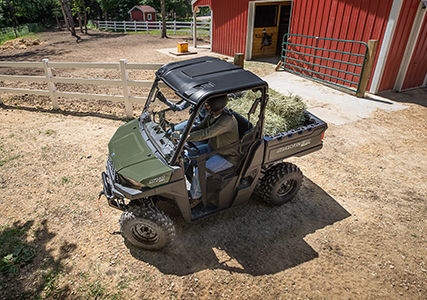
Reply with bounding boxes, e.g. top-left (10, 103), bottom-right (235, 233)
top-left (231, 111), bottom-right (253, 139)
